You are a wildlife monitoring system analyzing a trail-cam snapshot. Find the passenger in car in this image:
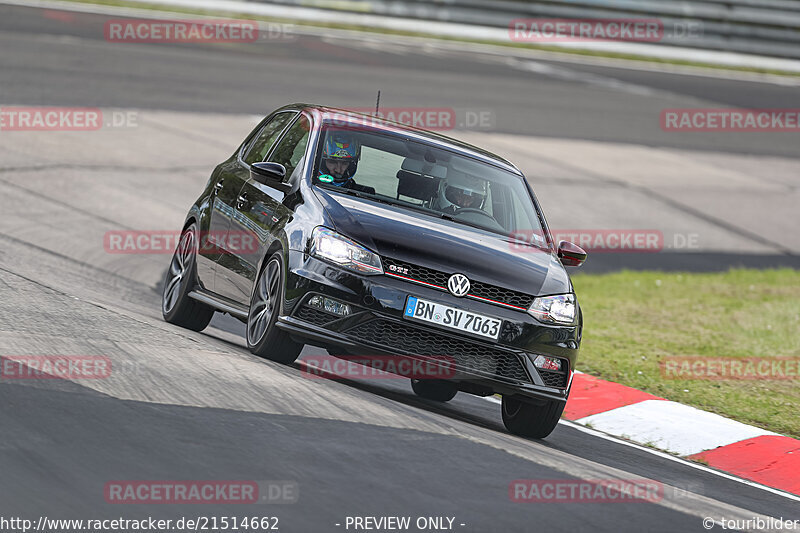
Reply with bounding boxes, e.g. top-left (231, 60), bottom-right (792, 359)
top-left (317, 133), bottom-right (376, 194)
top-left (437, 172), bottom-right (488, 214)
